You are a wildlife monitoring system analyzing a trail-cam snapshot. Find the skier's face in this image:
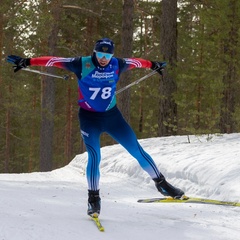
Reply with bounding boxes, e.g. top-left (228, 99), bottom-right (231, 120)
top-left (95, 51), bottom-right (113, 67)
